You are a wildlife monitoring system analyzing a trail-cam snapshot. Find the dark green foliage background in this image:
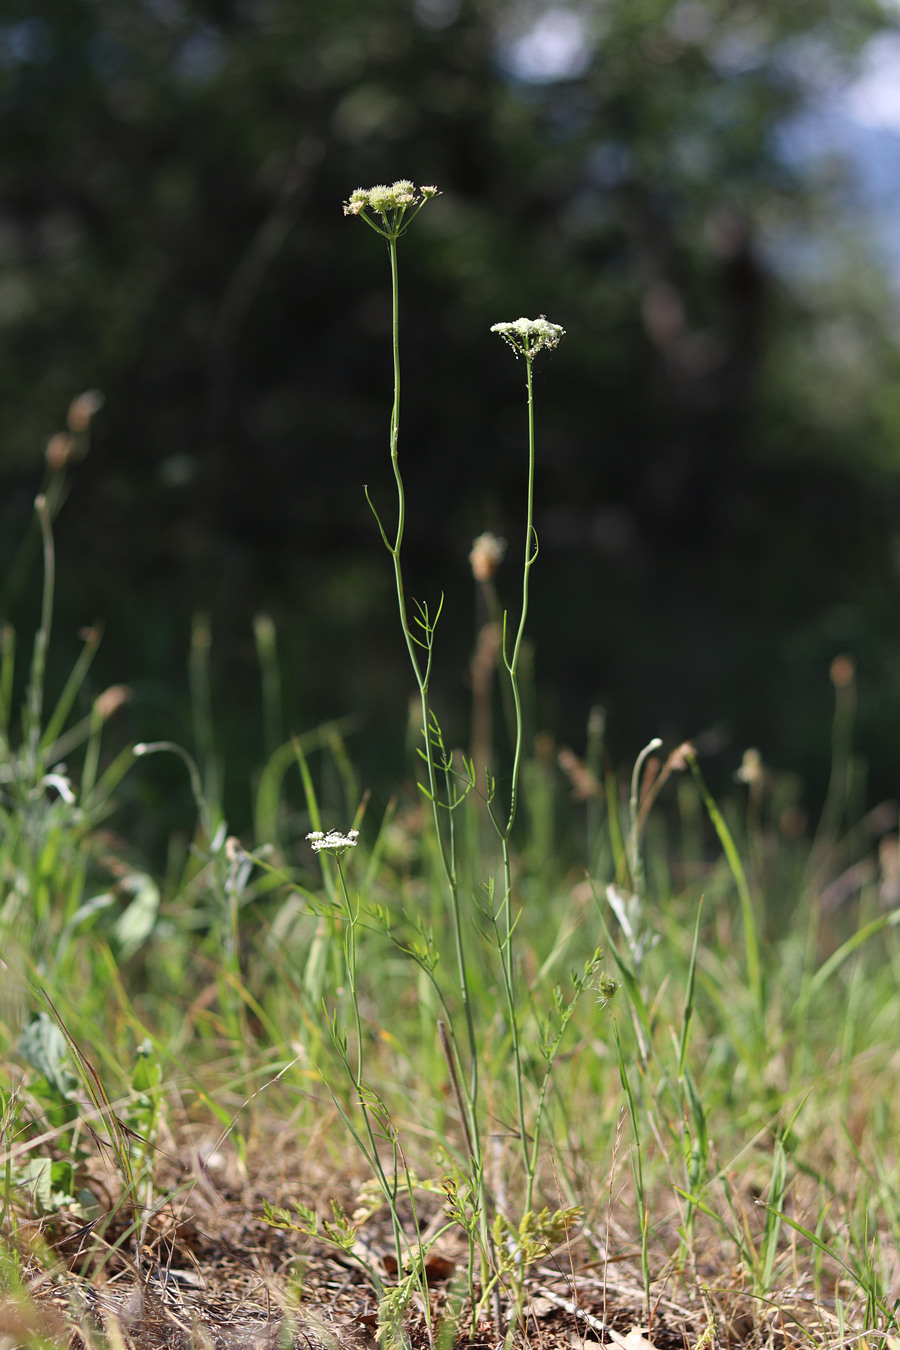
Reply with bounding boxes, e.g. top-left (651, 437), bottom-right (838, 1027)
top-left (2, 0), bottom-right (900, 831)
